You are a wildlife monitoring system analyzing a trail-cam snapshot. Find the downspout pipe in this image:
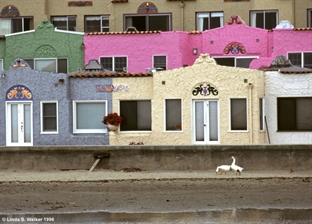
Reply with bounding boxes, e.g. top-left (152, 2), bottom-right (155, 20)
top-left (180, 1), bottom-right (184, 31)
